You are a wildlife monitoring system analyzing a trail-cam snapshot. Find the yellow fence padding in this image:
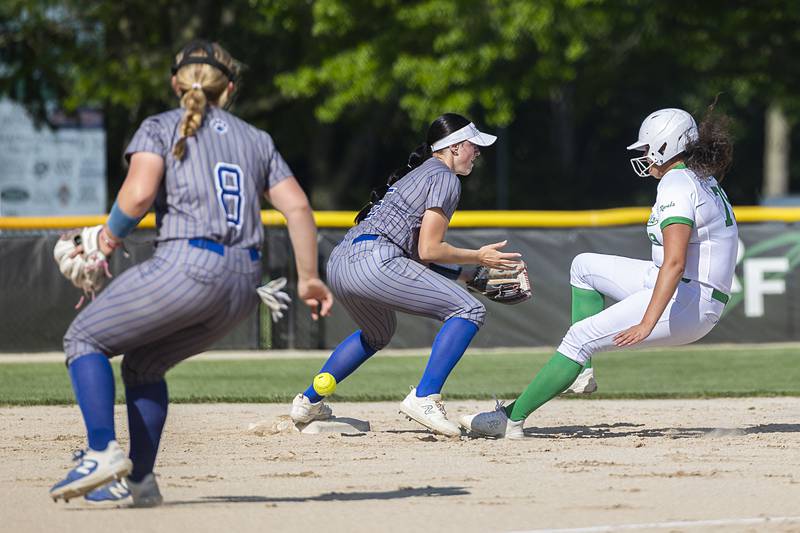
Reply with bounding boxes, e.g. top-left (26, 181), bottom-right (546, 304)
top-left (1, 206), bottom-right (799, 230)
